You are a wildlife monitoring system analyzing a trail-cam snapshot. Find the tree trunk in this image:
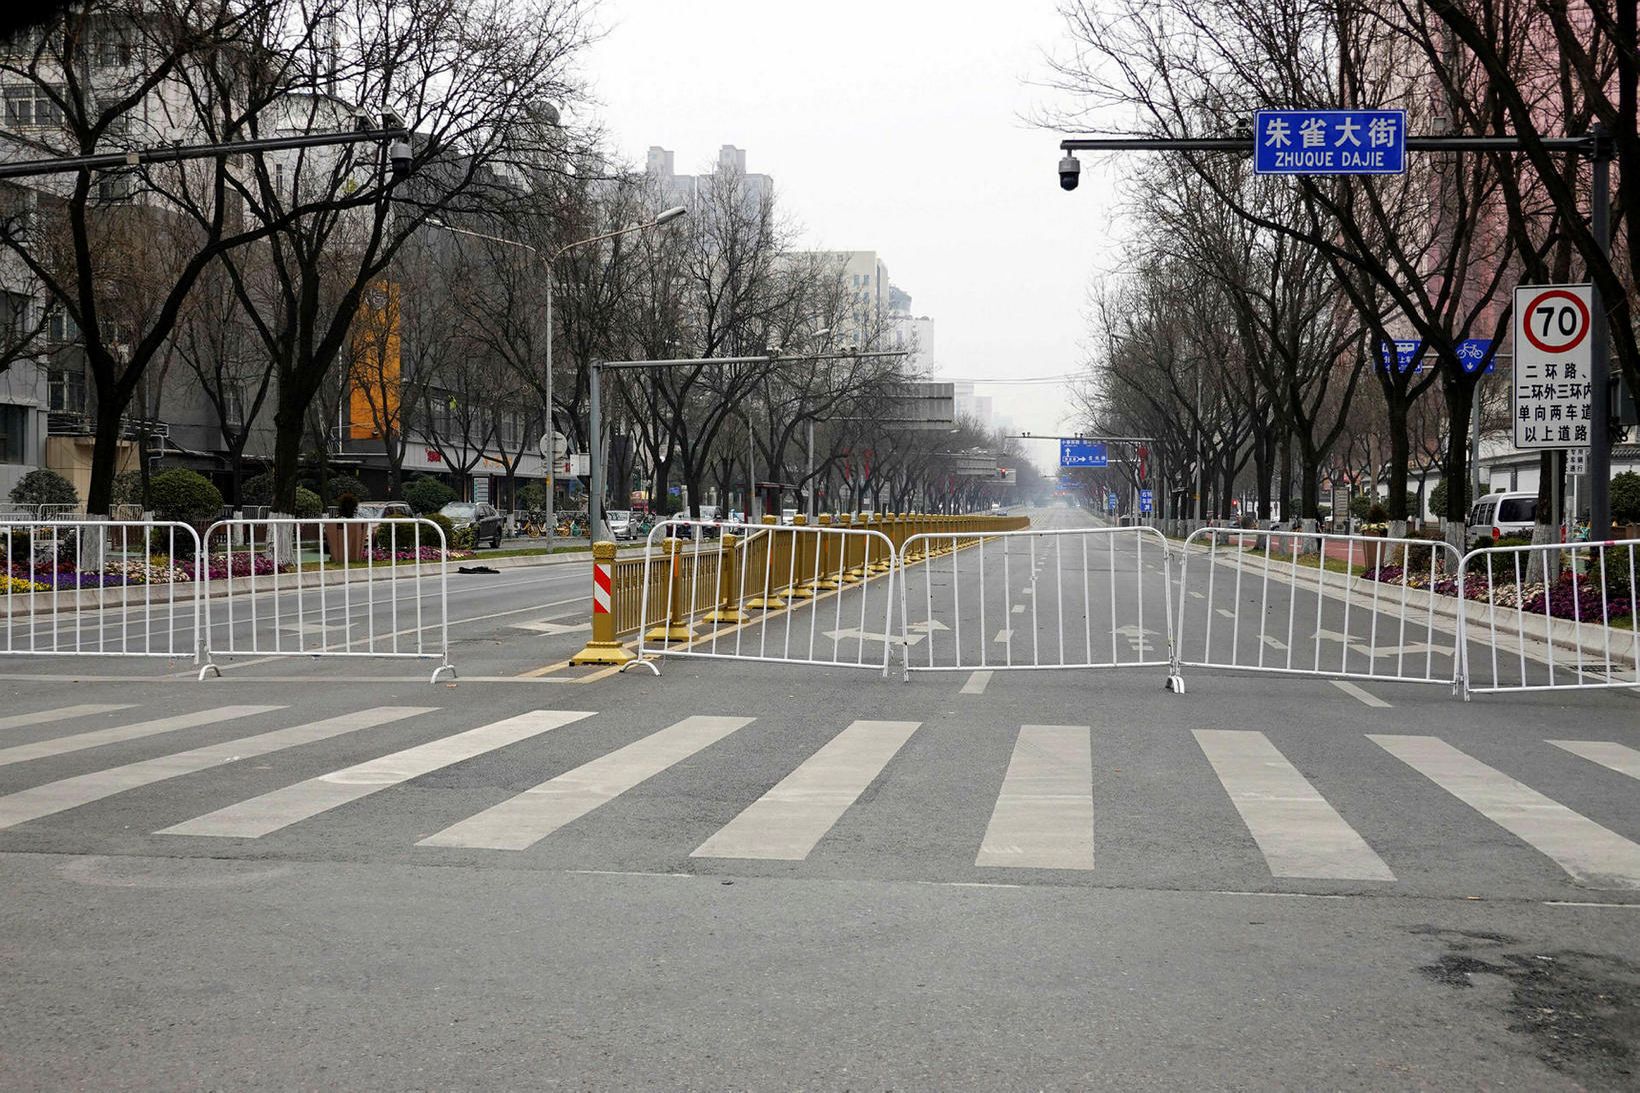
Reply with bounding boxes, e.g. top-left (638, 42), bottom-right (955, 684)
top-left (1385, 397), bottom-right (1411, 523)
top-left (86, 397), bottom-right (124, 516)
